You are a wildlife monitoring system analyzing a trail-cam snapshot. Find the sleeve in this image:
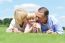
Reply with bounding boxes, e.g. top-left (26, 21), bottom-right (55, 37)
top-left (54, 24), bottom-right (64, 34)
top-left (6, 19), bottom-right (16, 32)
top-left (49, 15), bottom-right (64, 34)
